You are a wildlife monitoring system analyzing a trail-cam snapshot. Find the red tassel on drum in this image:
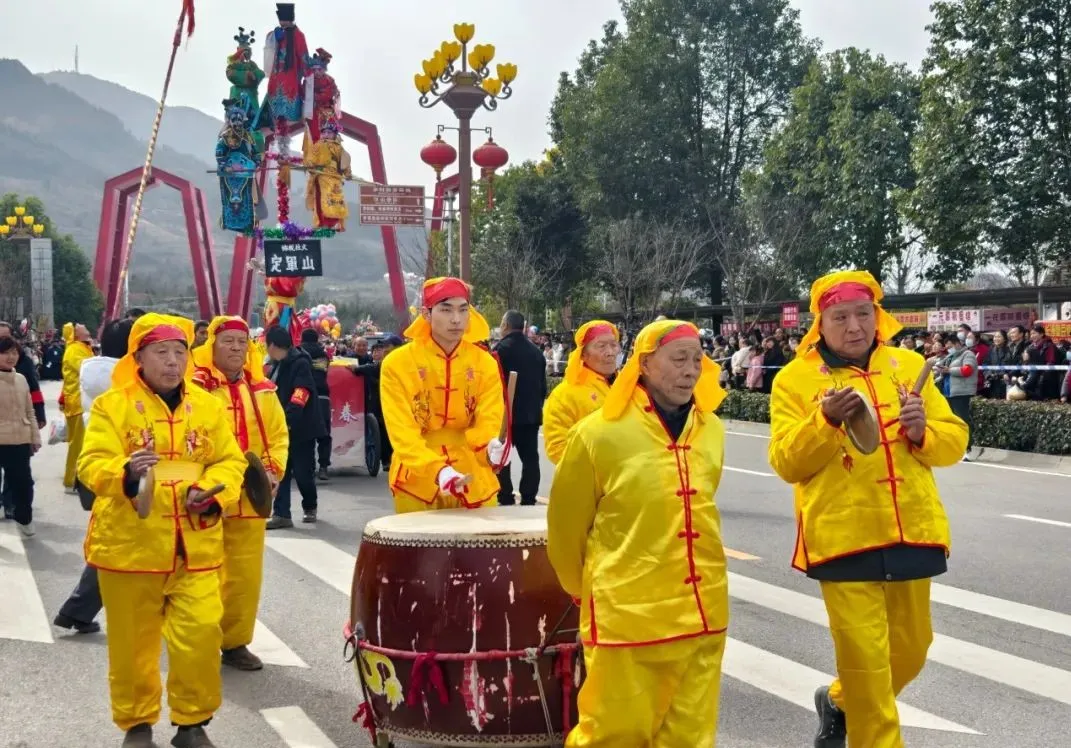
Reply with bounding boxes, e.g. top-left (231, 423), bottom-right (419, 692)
top-left (407, 652), bottom-right (450, 707)
top-left (352, 701), bottom-right (377, 743)
top-left (554, 649), bottom-right (575, 732)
